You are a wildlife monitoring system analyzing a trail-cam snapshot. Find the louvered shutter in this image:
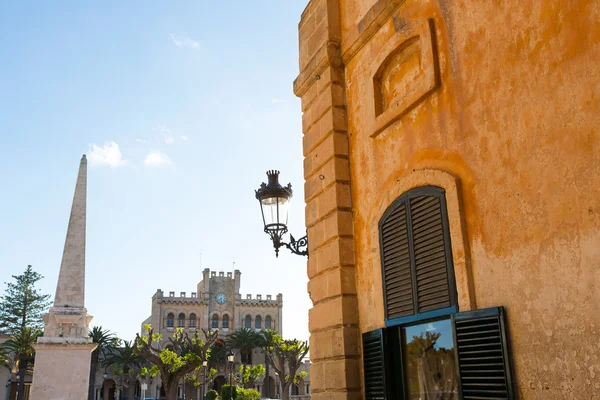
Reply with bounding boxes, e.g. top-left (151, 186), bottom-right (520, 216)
top-left (380, 186), bottom-right (455, 320)
top-left (381, 202), bottom-right (414, 319)
top-left (409, 193), bottom-right (452, 312)
top-left (362, 329), bottom-right (388, 400)
top-left (454, 307), bottom-right (514, 400)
